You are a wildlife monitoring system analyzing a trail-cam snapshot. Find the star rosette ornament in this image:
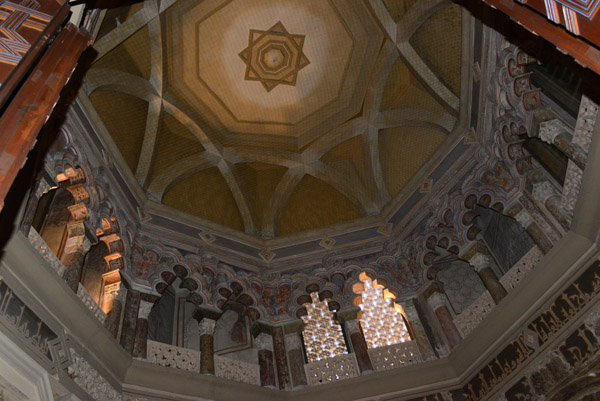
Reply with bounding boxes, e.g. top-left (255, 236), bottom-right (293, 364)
top-left (239, 21), bottom-right (310, 92)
